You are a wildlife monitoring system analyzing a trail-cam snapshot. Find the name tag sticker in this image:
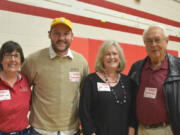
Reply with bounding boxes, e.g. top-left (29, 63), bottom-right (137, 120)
top-left (144, 87), bottom-right (157, 99)
top-left (0, 90), bottom-right (11, 101)
top-left (69, 72), bottom-right (80, 82)
top-left (97, 82), bottom-right (111, 92)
